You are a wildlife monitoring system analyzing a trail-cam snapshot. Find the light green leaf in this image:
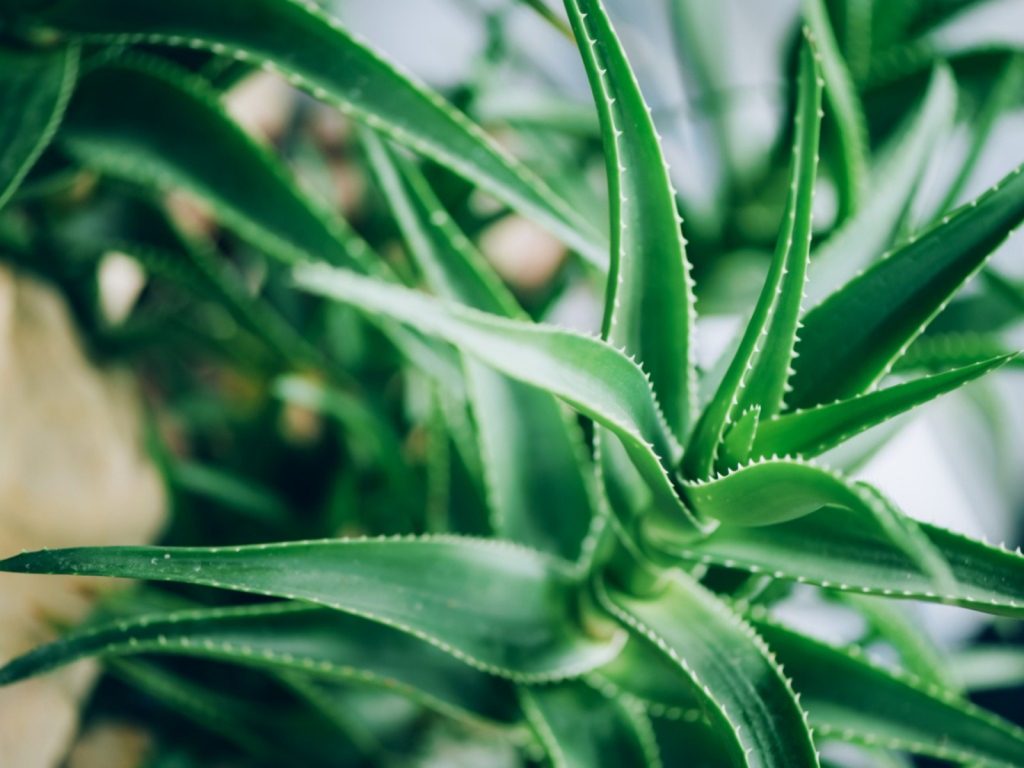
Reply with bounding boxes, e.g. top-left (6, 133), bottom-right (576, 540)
top-left (17, 0), bottom-right (605, 262)
top-left (751, 353), bottom-right (1015, 459)
top-left (807, 64), bottom-right (957, 303)
top-left (600, 574), bottom-right (819, 768)
top-left (789, 161), bottom-right (1024, 409)
top-left (803, 0), bottom-right (868, 219)
top-left (294, 265), bottom-right (707, 538)
top-left (361, 131), bottom-right (596, 560)
top-left (0, 601), bottom-right (520, 728)
top-left (566, 0), bottom-right (697, 439)
top-left (684, 35), bottom-right (822, 479)
top-left (0, 43), bottom-right (78, 210)
top-left (896, 333), bottom-right (1024, 372)
top-left (521, 682), bottom-right (659, 768)
top-left (756, 619), bottom-right (1024, 767)
top-left (950, 647), bottom-right (1024, 692)
top-left (0, 536), bottom-right (623, 681)
top-left (668, 504), bottom-right (1024, 617)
